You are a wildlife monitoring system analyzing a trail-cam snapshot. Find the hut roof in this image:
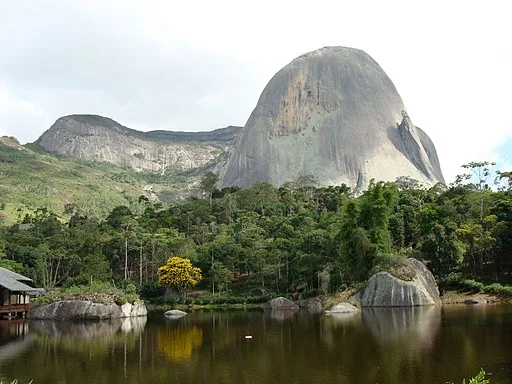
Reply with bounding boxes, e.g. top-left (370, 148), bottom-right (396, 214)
top-left (0, 267), bottom-right (42, 295)
top-left (0, 267), bottom-right (32, 282)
